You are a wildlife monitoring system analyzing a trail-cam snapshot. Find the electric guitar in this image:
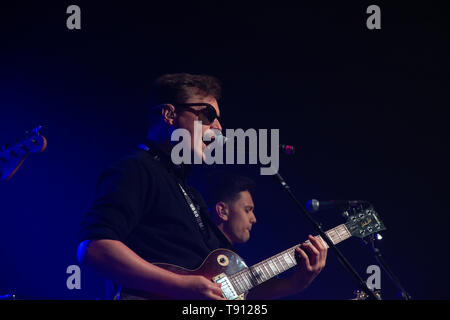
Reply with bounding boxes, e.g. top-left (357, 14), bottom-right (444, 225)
top-left (119, 206), bottom-right (386, 300)
top-left (0, 126), bottom-right (47, 181)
